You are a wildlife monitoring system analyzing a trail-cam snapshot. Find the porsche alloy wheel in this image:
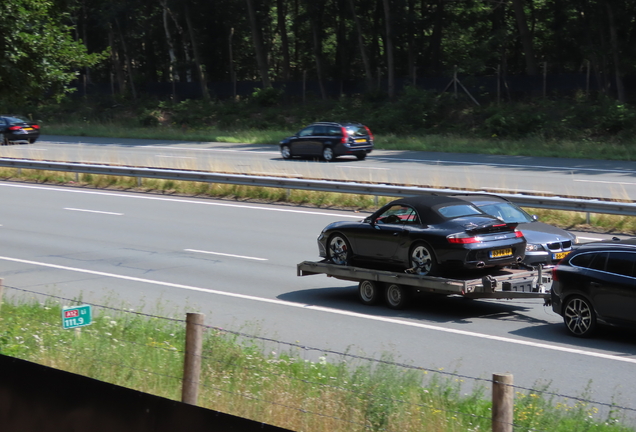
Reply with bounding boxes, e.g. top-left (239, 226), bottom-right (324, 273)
top-left (327, 234), bottom-right (351, 266)
top-left (409, 243), bottom-right (437, 276)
